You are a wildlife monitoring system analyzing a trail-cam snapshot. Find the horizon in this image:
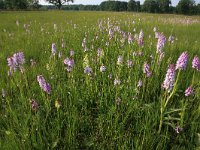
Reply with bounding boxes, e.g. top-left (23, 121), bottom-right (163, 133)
top-left (39, 0), bottom-right (200, 7)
